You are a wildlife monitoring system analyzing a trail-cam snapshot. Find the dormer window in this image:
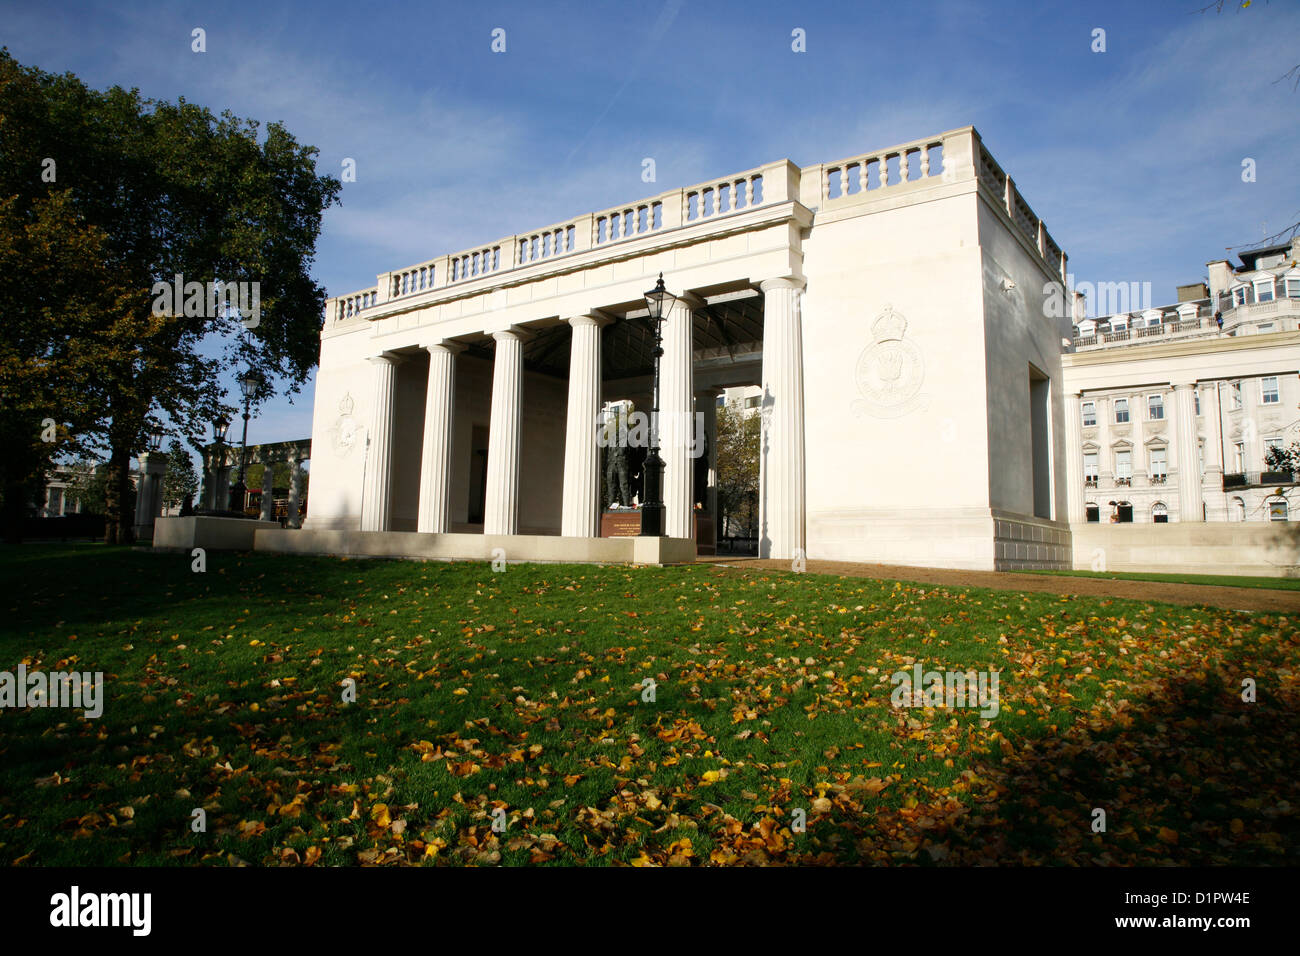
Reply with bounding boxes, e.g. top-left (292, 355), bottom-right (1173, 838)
top-left (1286, 276), bottom-right (1300, 299)
top-left (1233, 285), bottom-right (1248, 307)
top-left (1253, 277), bottom-right (1275, 303)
